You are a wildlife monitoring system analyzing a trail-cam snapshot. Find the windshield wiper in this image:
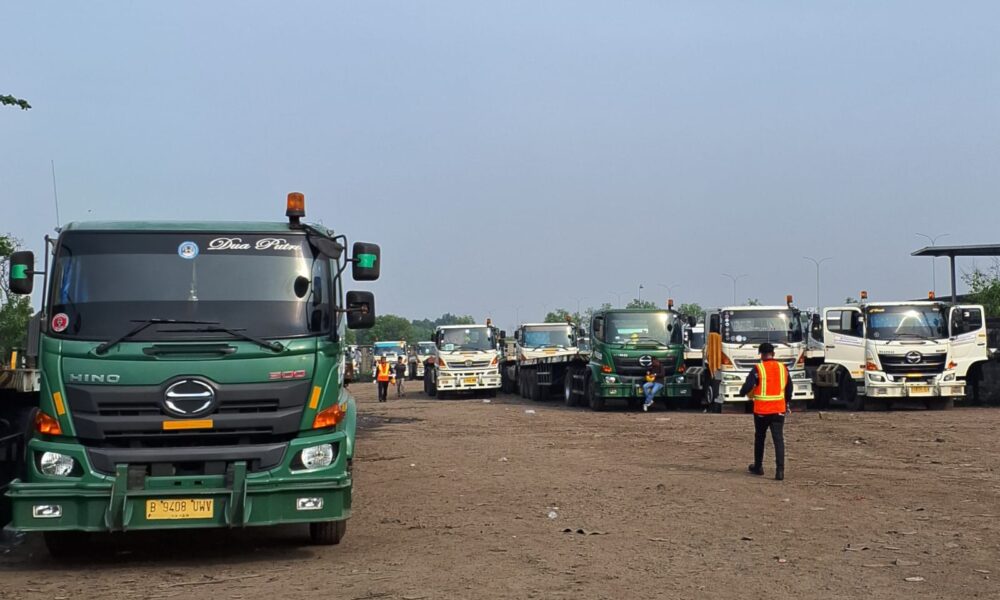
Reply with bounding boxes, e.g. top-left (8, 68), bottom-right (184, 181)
top-left (95, 319), bottom-right (219, 355)
top-left (627, 336), bottom-right (667, 346)
top-left (170, 326), bottom-right (285, 352)
top-left (890, 332), bottom-right (939, 343)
